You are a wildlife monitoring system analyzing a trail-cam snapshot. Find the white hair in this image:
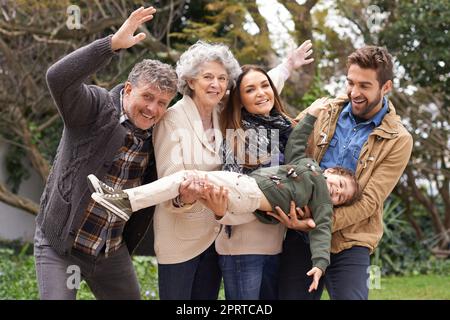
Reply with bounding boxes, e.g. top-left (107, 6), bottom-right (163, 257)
top-left (176, 41), bottom-right (241, 95)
